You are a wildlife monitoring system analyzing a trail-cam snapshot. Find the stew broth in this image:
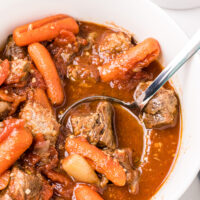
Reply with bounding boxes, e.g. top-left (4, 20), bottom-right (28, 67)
top-left (57, 60), bottom-right (180, 200)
